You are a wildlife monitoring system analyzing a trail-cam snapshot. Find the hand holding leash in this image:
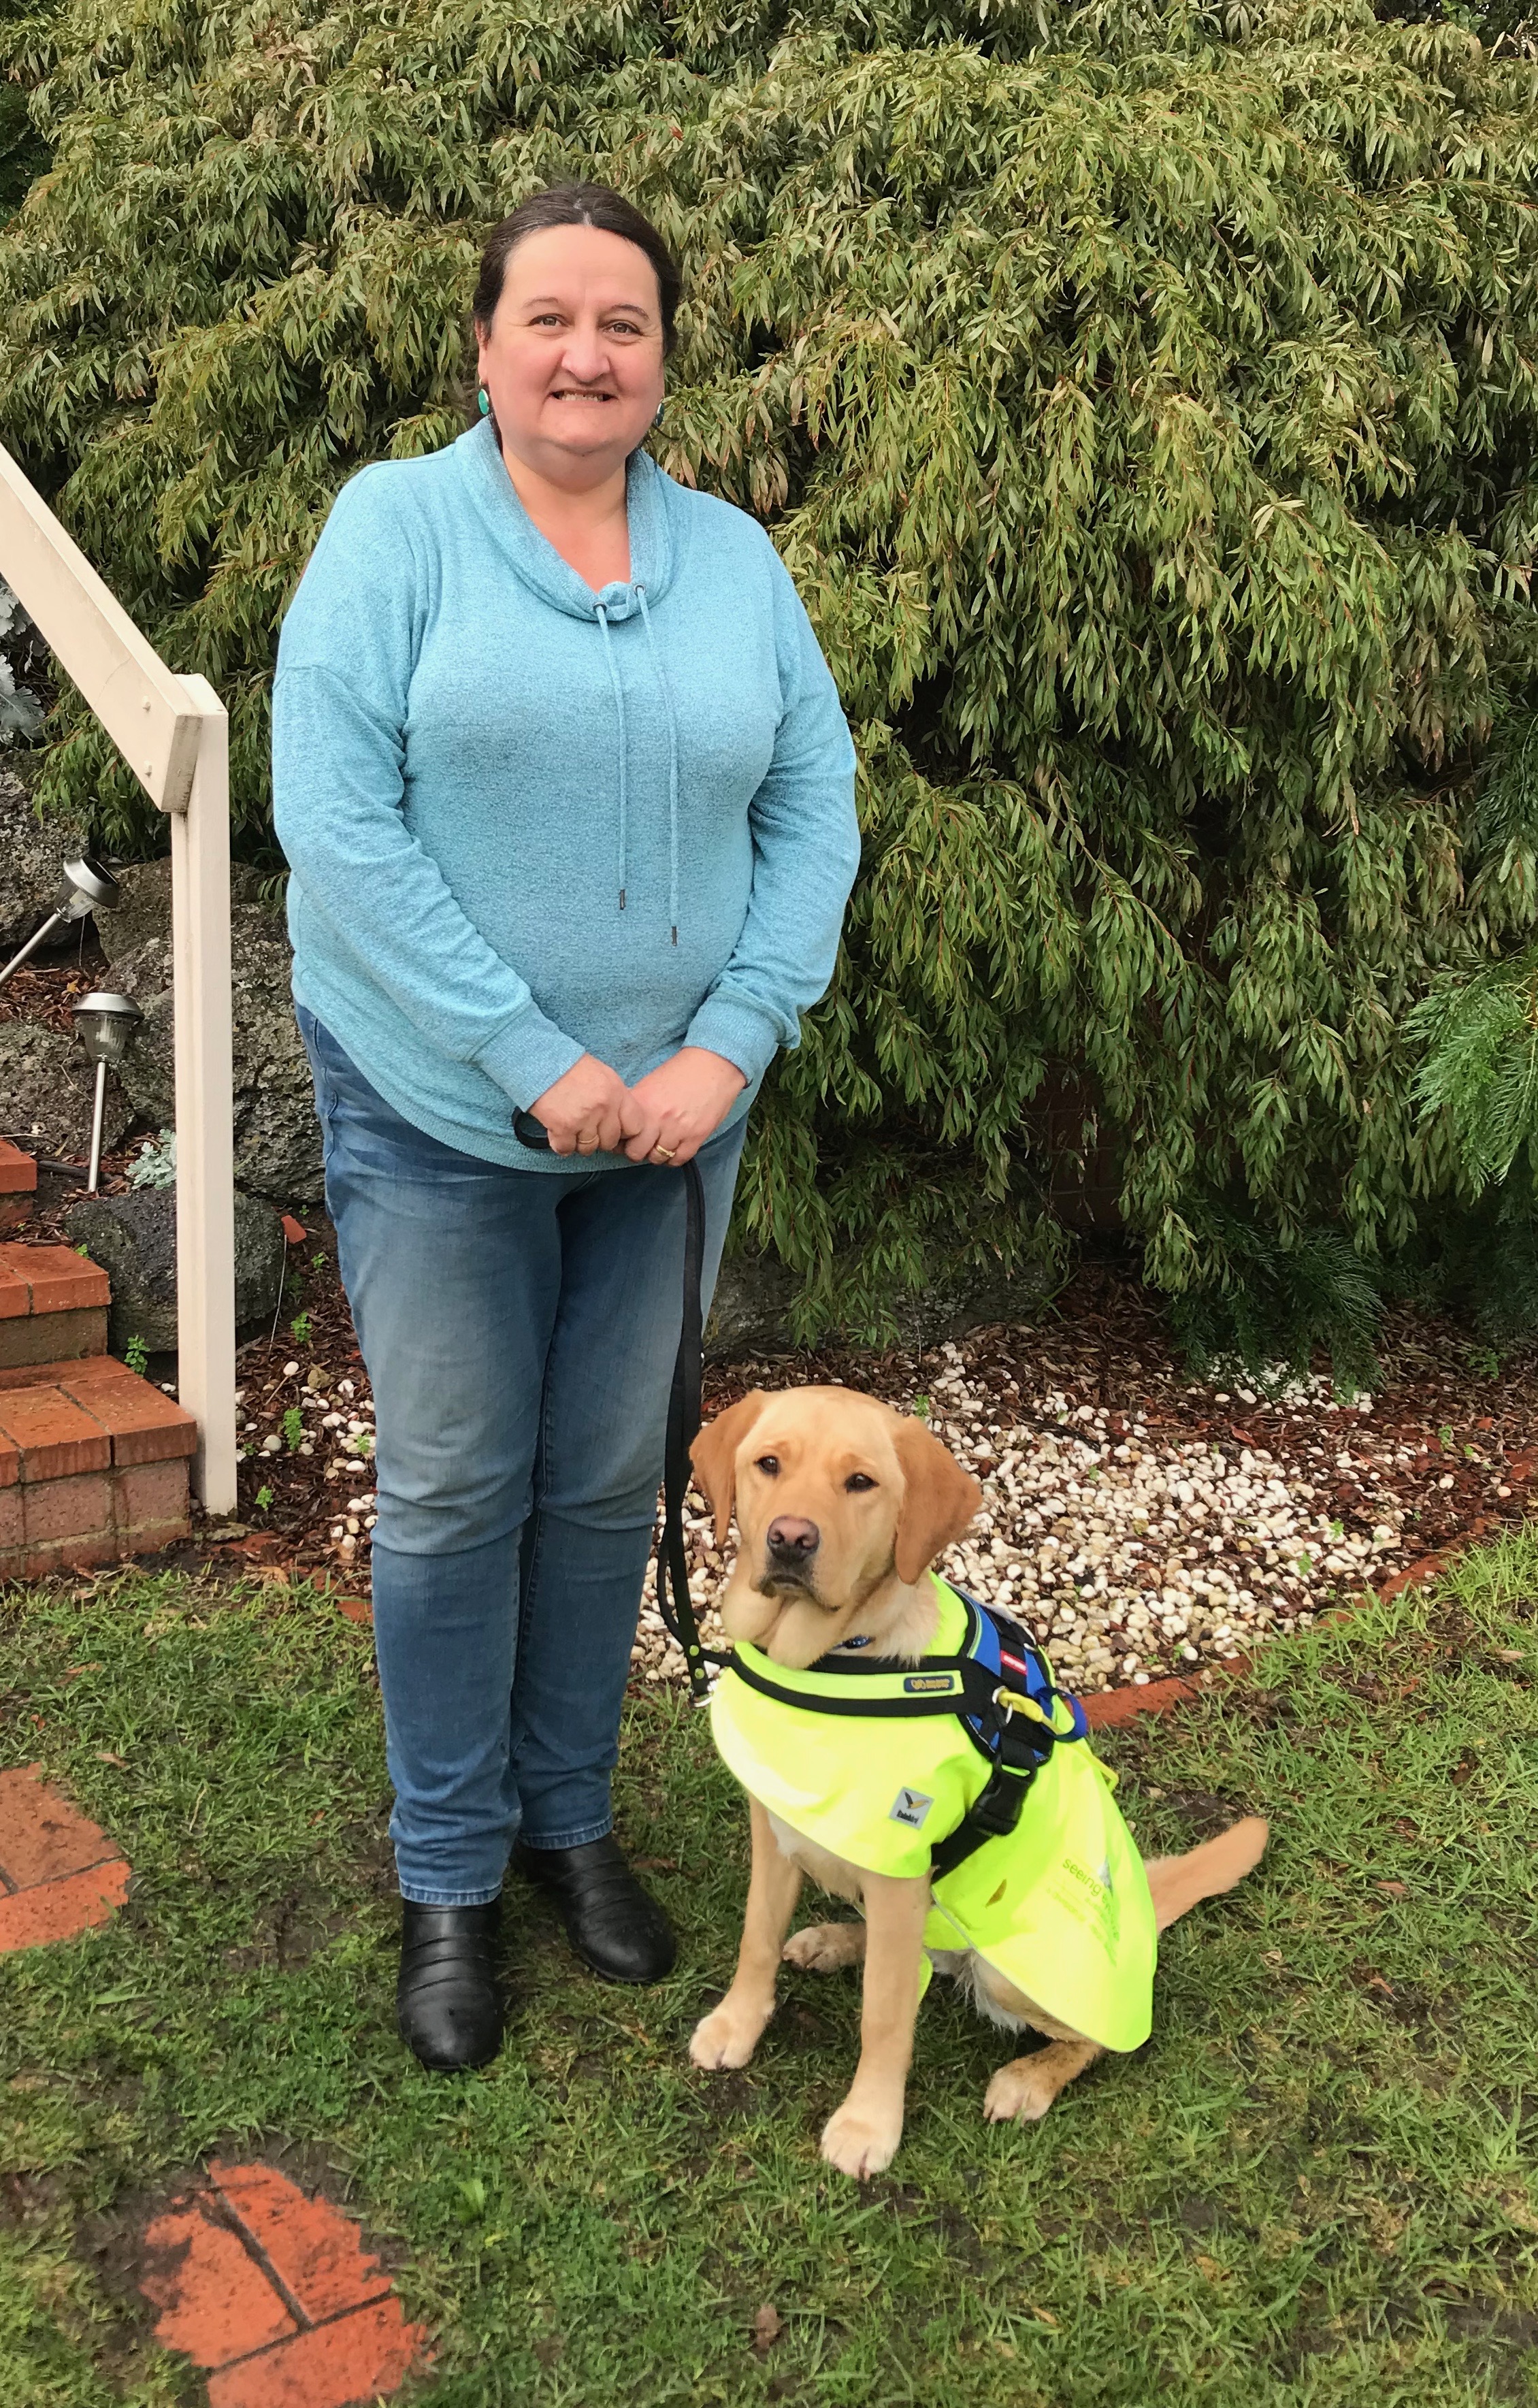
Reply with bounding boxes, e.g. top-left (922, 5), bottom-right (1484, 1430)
top-left (522, 1054), bottom-right (632, 1156)
top-left (619, 1046), bottom-right (747, 1167)
top-left (512, 1101), bottom-right (719, 1704)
